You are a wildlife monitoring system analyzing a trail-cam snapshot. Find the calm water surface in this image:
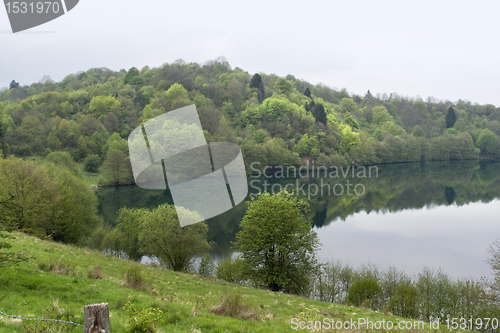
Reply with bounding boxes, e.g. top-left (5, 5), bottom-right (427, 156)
top-left (96, 160), bottom-right (500, 279)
